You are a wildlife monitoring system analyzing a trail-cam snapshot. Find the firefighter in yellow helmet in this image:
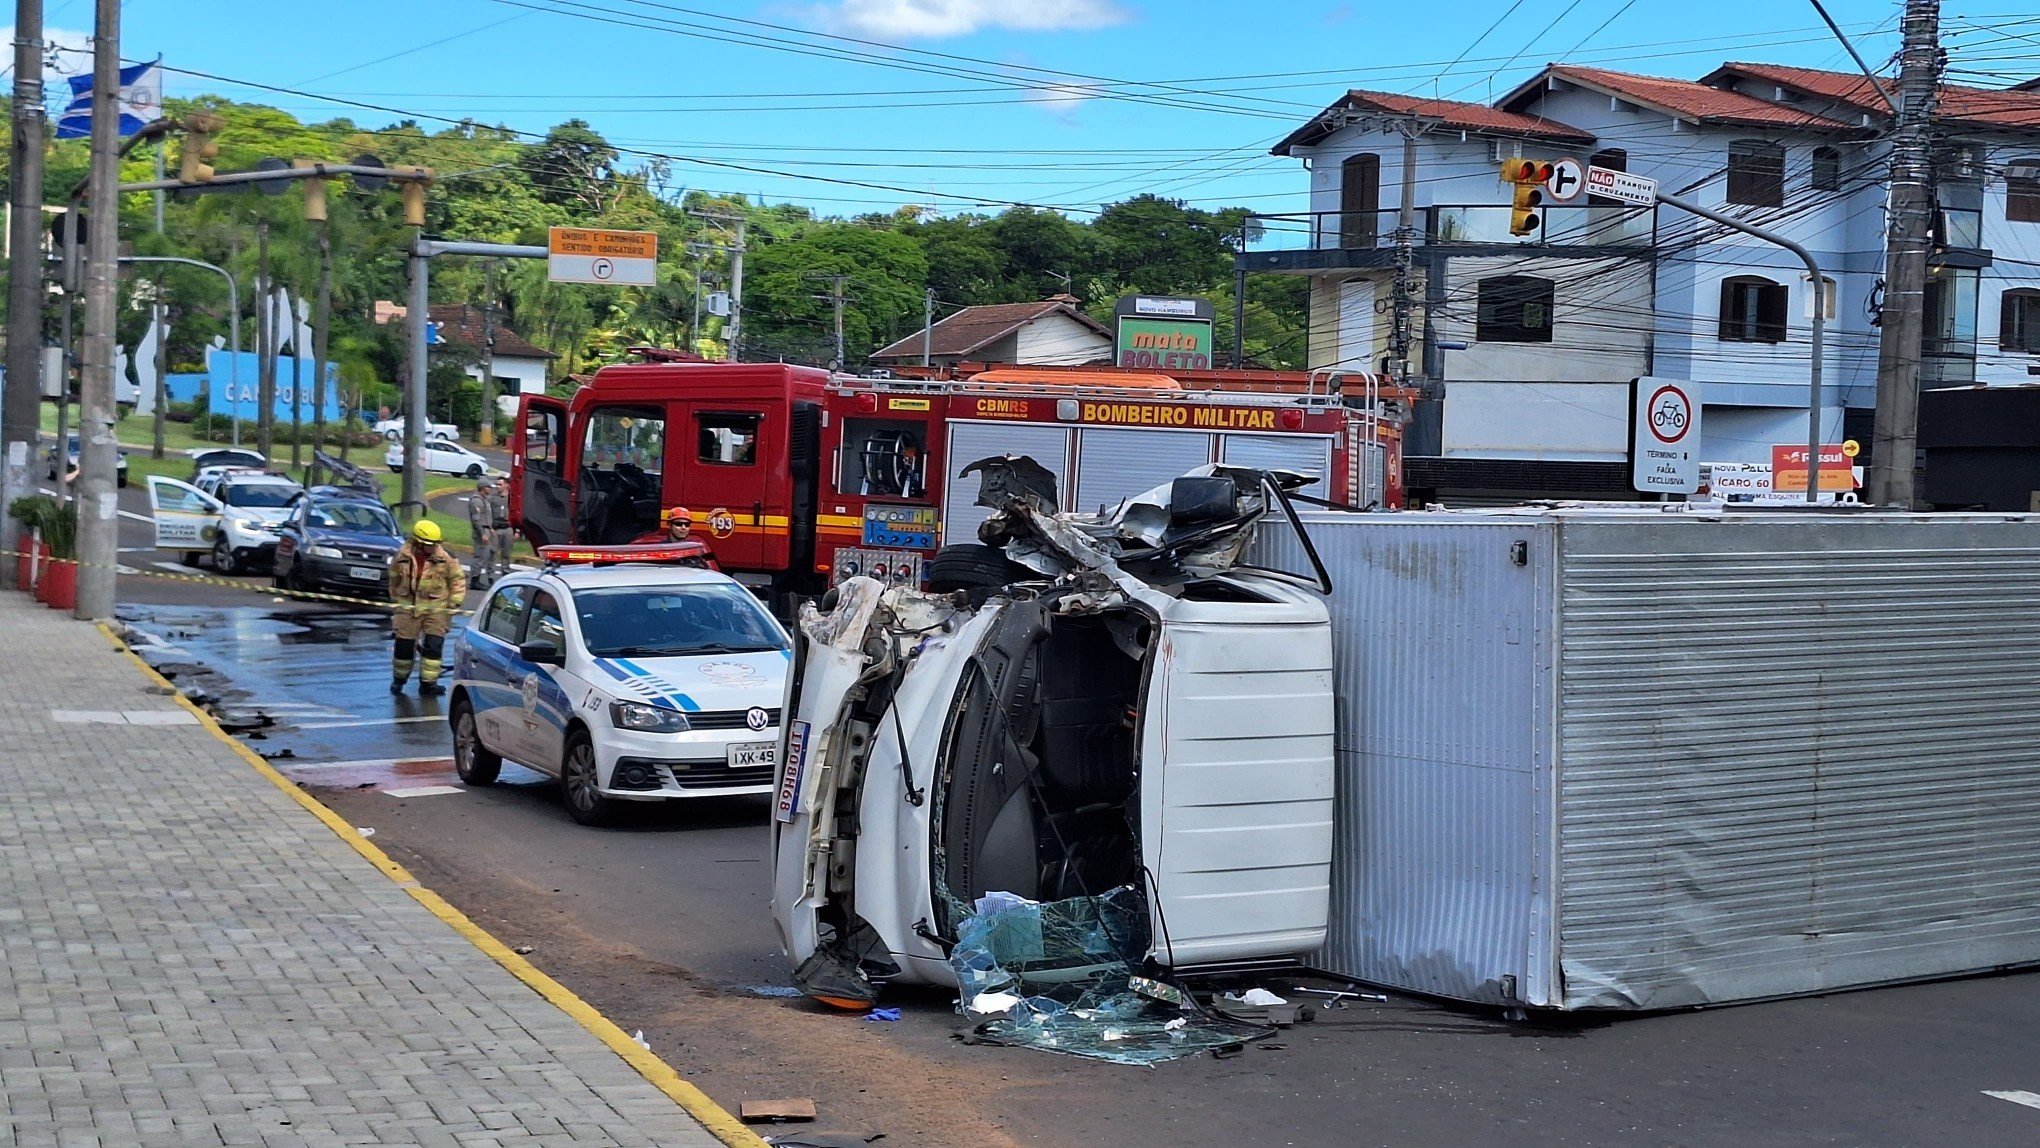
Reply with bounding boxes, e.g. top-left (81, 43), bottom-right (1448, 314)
top-left (388, 519), bottom-right (468, 695)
